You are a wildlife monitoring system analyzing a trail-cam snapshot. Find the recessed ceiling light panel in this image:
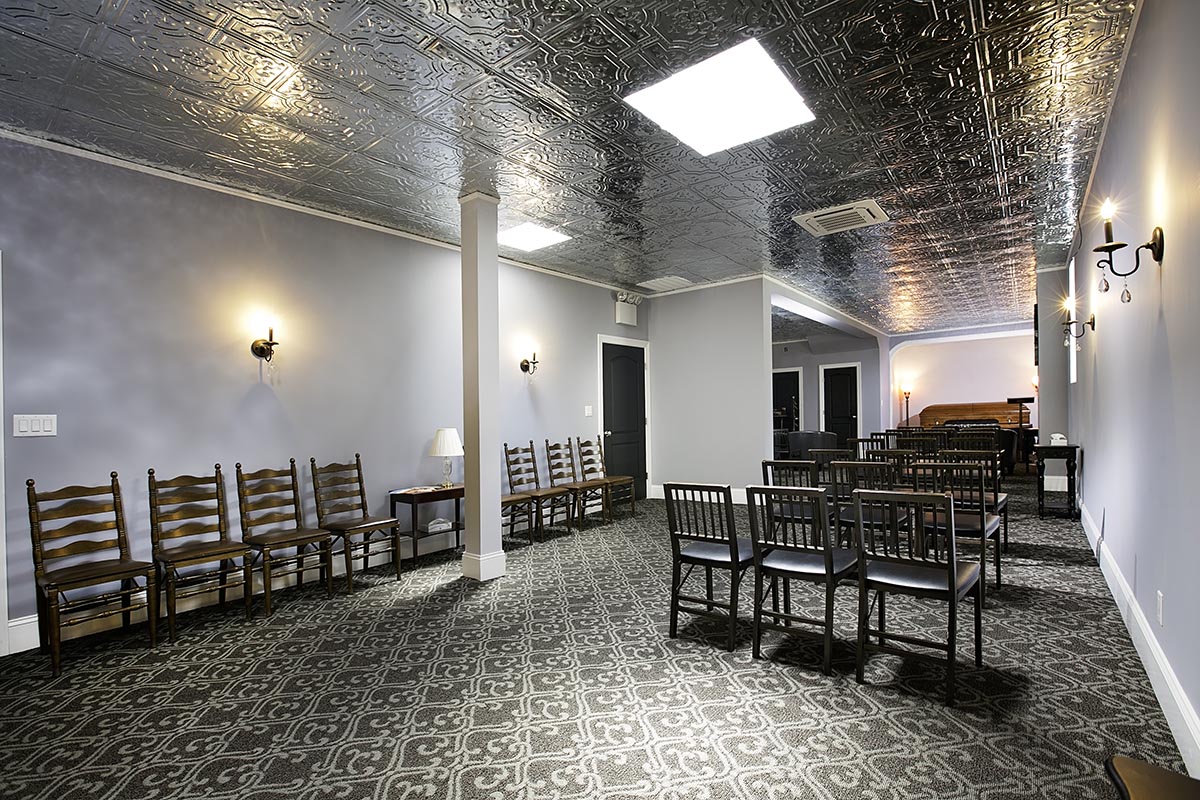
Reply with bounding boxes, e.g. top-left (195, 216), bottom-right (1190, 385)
top-left (636, 275), bottom-right (694, 292)
top-left (498, 222), bottom-right (571, 251)
top-left (623, 38), bottom-right (815, 156)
